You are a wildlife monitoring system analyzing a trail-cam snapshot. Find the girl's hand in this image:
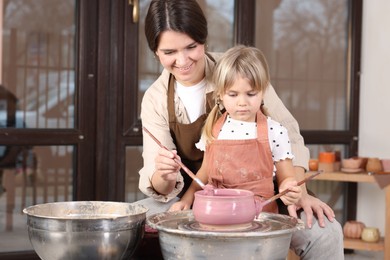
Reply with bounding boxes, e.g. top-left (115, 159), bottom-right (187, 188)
top-left (279, 180), bottom-right (302, 206)
top-left (169, 201), bottom-right (191, 212)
